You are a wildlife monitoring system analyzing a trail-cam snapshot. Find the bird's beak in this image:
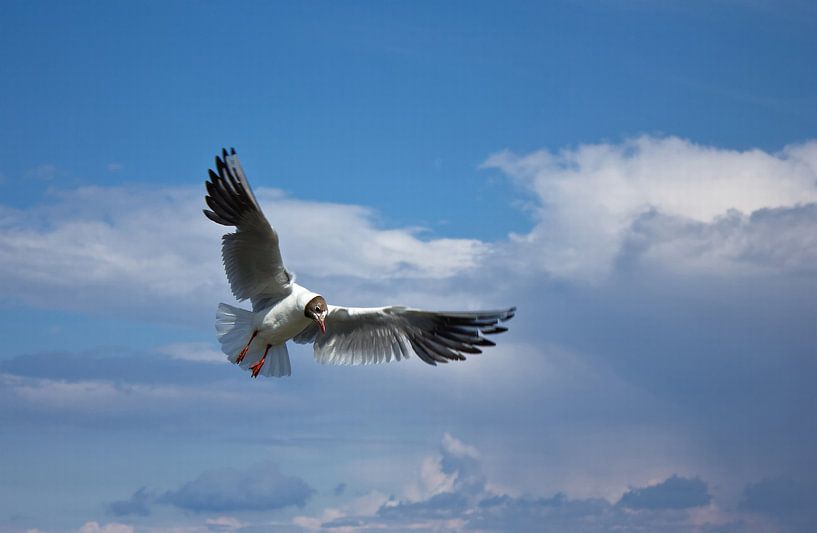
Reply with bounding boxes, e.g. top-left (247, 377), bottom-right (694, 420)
top-left (318, 317), bottom-right (326, 334)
